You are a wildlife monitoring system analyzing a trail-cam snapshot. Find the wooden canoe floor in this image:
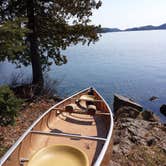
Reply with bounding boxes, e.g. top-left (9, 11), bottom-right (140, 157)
top-left (3, 90), bottom-right (111, 166)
